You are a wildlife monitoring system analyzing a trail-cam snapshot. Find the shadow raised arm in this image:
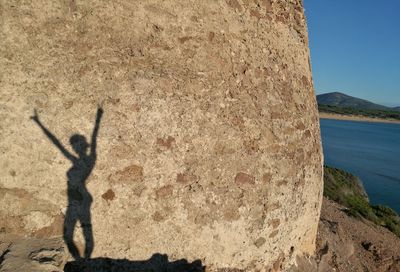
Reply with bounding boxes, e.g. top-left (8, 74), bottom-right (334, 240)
top-left (31, 109), bottom-right (76, 162)
top-left (90, 106), bottom-right (103, 158)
